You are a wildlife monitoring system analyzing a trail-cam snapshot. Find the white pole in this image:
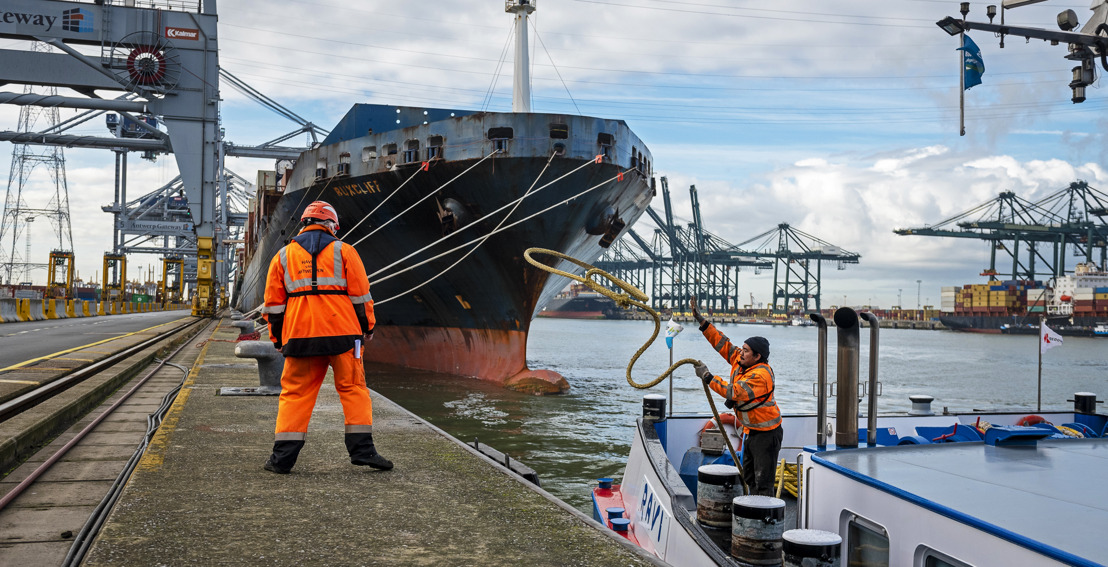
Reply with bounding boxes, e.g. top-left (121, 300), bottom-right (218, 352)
top-left (668, 347), bottom-right (674, 417)
top-left (1037, 316), bottom-right (1043, 411)
top-left (508, 1), bottom-right (536, 113)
